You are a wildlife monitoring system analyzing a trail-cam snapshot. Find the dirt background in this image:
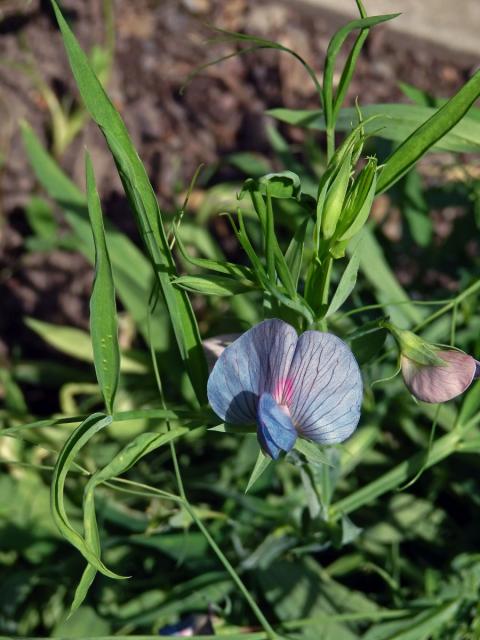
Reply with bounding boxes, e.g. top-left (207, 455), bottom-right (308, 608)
top-left (0, 0), bottom-right (477, 371)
